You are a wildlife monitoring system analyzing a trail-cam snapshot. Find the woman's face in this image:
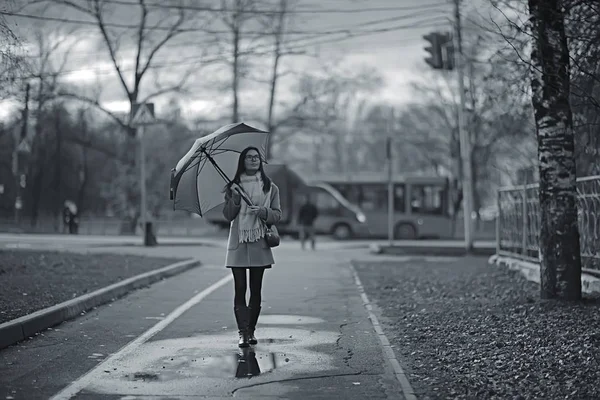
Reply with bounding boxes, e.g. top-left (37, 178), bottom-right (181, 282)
top-left (244, 149), bottom-right (260, 174)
